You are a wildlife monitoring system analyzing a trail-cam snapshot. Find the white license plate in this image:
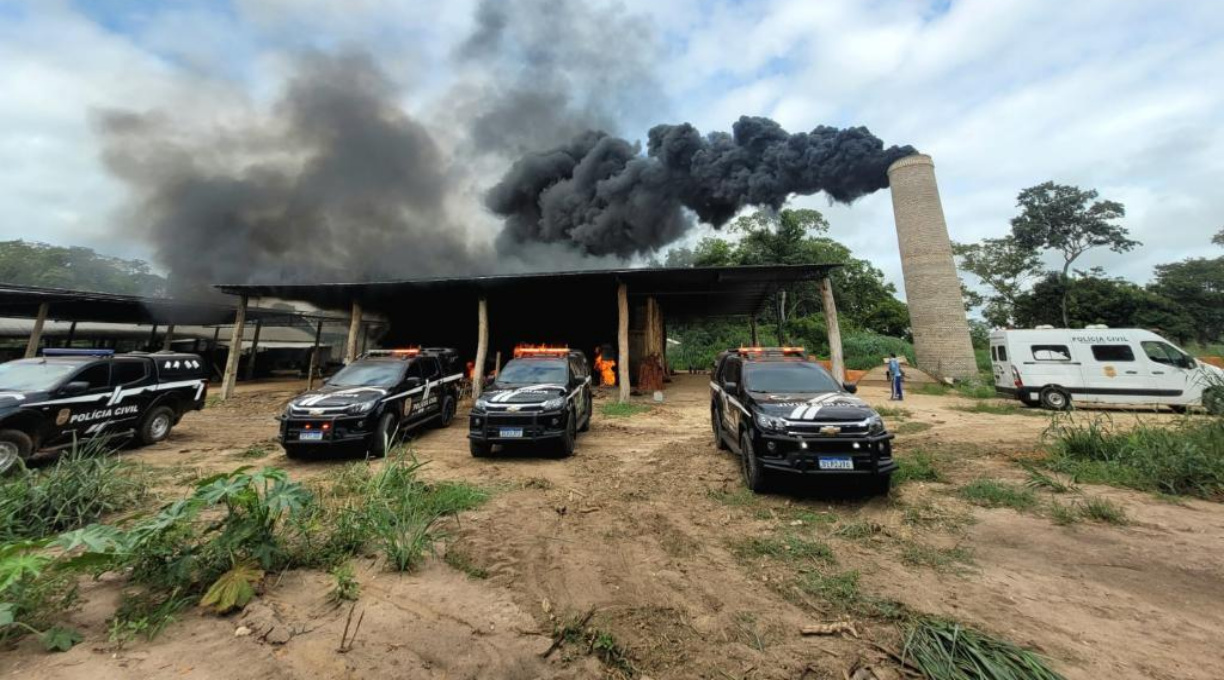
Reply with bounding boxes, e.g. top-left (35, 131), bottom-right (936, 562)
top-left (818, 457), bottom-right (854, 470)
top-left (499, 428), bottom-right (524, 438)
top-left (299, 431), bottom-right (323, 441)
